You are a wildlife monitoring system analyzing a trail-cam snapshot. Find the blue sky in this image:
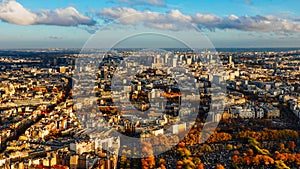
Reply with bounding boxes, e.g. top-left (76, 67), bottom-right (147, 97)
top-left (0, 0), bottom-right (300, 48)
